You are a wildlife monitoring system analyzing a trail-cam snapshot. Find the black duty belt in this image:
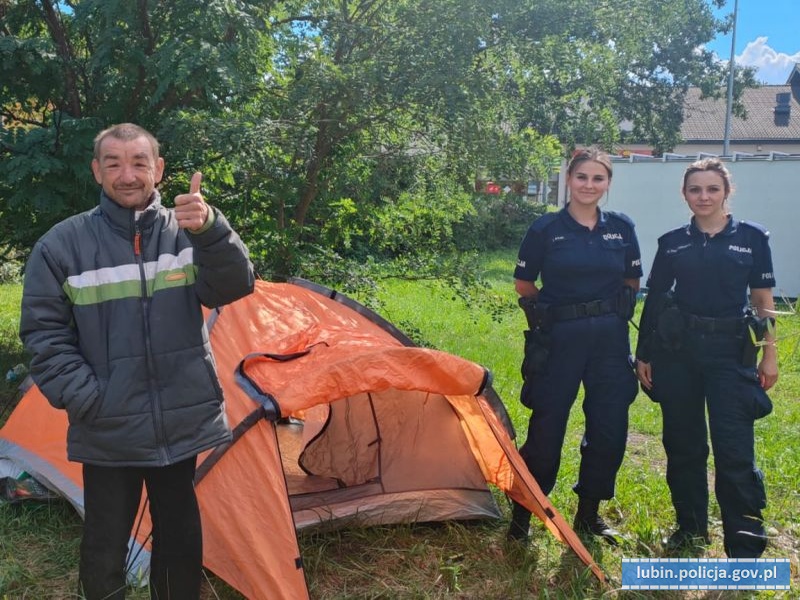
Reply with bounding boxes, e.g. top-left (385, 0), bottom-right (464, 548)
top-left (683, 314), bottom-right (743, 334)
top-left (550, 298), bottom-right (616, 321)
